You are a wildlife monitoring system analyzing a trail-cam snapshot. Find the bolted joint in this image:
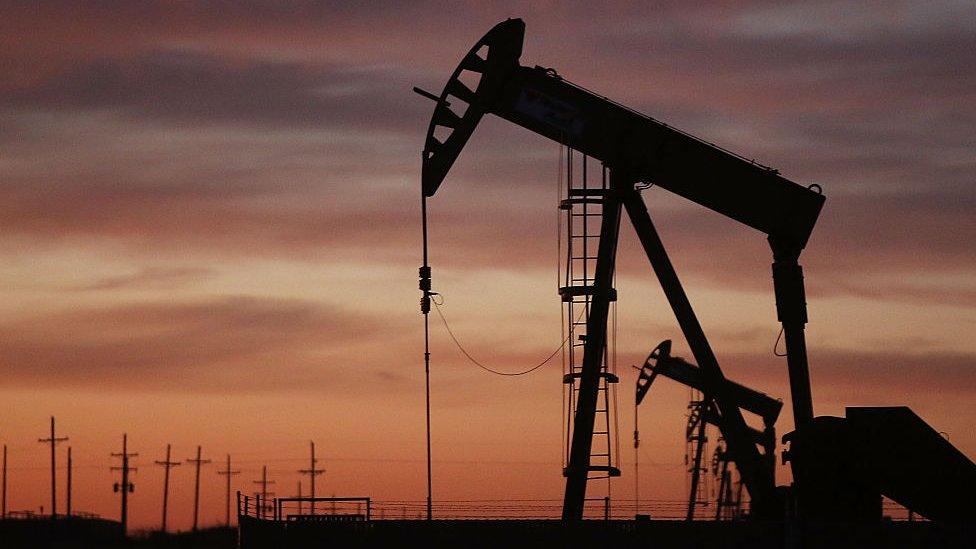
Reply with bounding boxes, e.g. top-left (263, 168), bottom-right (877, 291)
top-left (419, 265), bottom-right (433, 294)
top-left (781, 431), bottom-right (795, 464)
top-left (772, 260), bottom-right (807, 325)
